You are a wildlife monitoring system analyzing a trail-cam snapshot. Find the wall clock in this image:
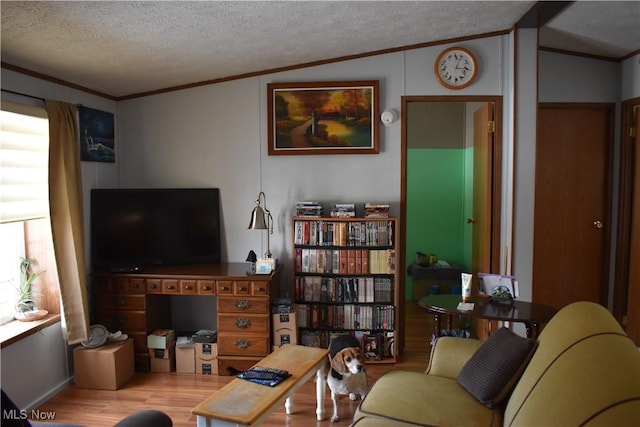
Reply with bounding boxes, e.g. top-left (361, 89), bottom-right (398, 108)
top-left (434, 46), bottom-right (478, 90)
